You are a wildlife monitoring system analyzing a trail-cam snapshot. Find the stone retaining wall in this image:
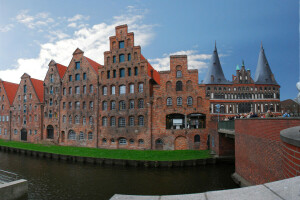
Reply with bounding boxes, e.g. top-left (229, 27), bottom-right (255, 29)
top-left (0, 179), bottom-right (28, 200)
top-left (0, 145), bottom-right (233, 168)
